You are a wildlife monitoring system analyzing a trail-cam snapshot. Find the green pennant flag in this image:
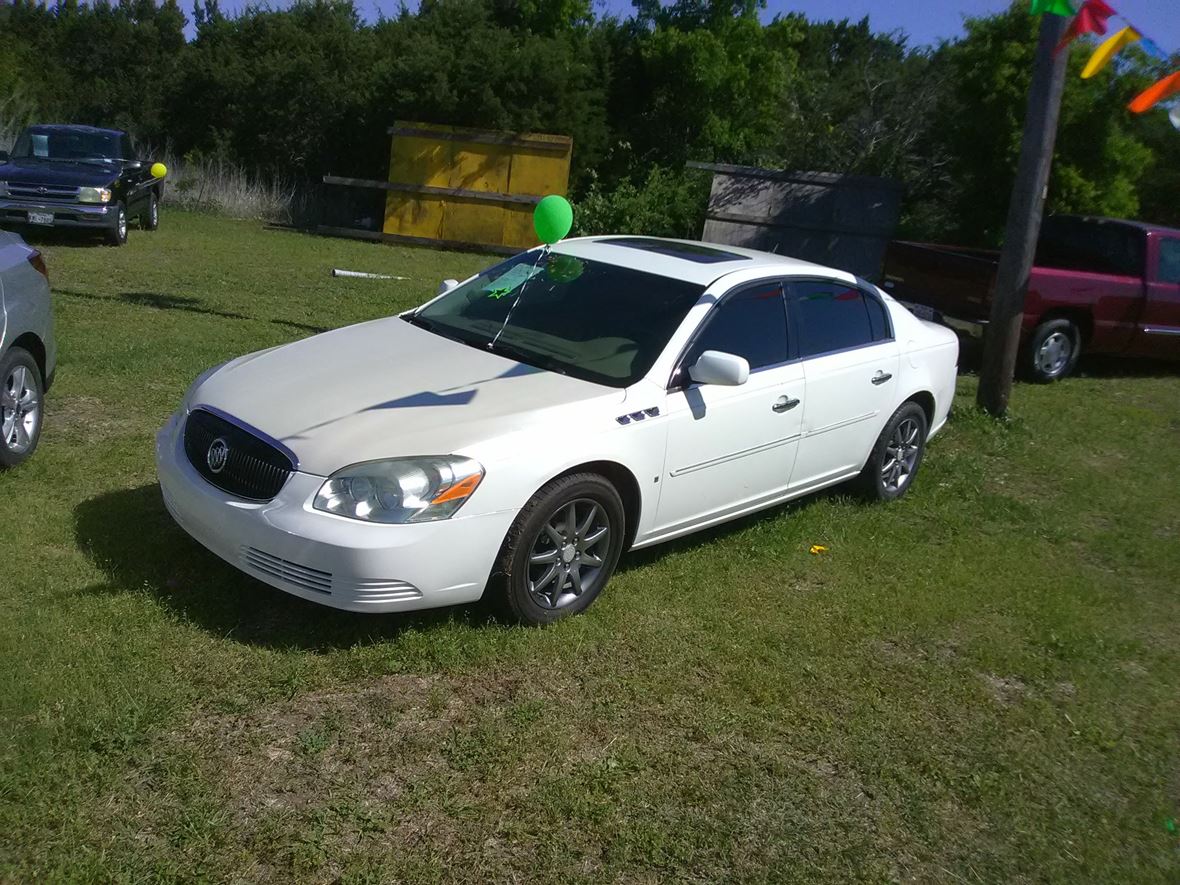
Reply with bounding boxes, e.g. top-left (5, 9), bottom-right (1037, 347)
top-left (1031, 0), bottom-right (1076, 14)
